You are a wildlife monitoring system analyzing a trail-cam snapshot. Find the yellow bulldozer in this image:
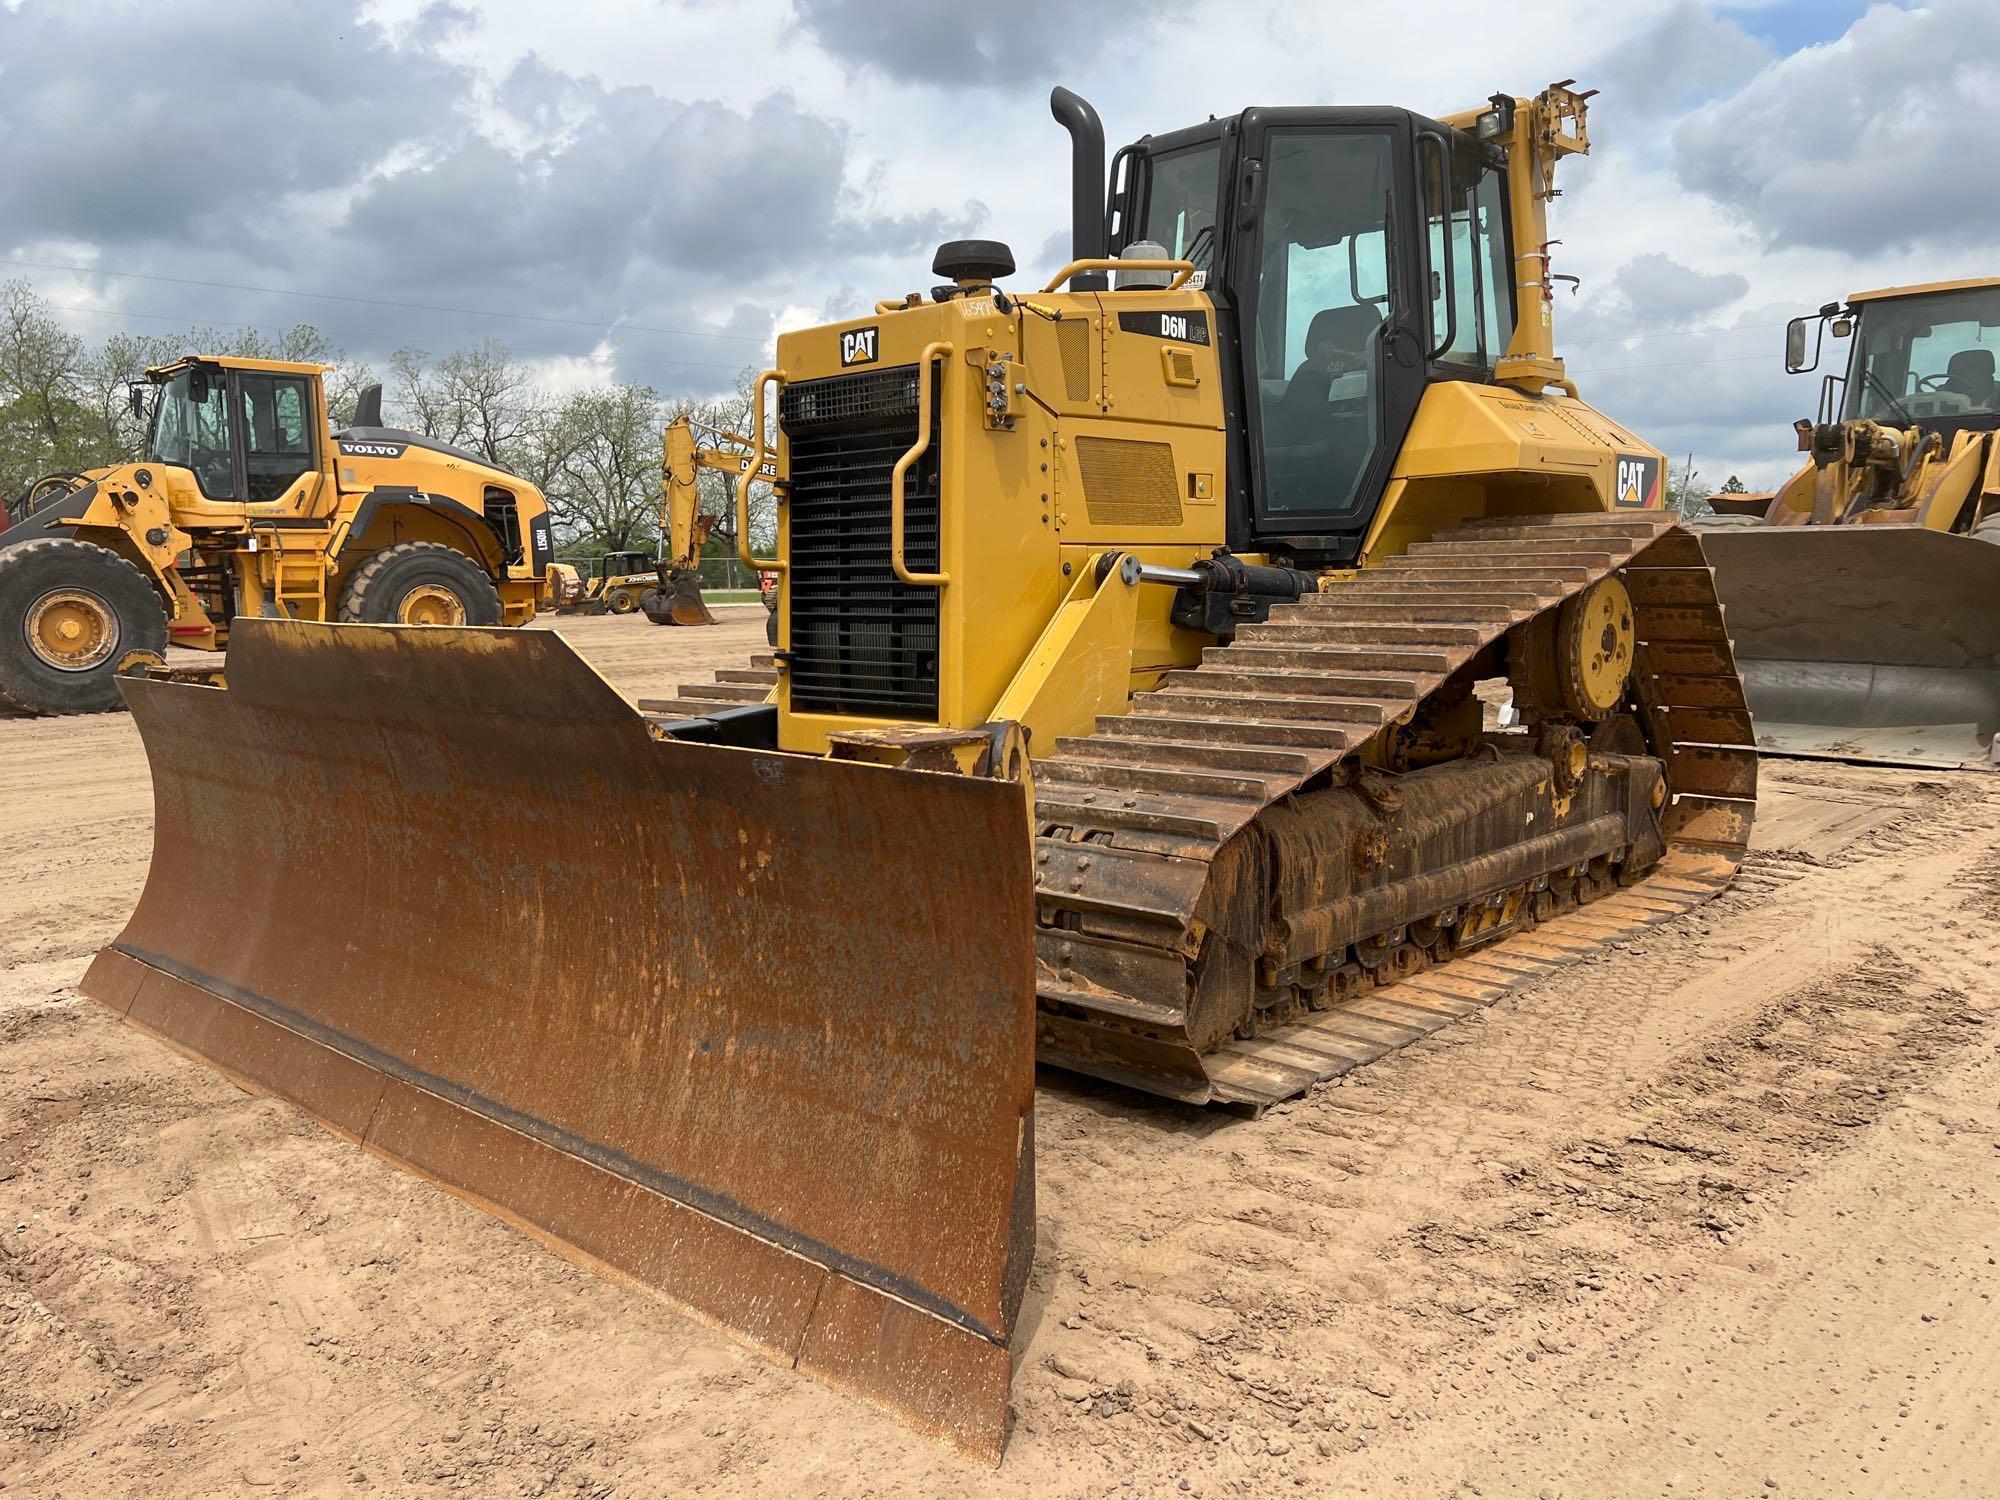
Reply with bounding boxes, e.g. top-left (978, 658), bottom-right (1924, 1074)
top-left (1695, 277), bottom-right (2000, 767)
top-left (0, 358), bottom-right (554, 714)
top-left (82, 83), bottom-right (1753, 1460)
